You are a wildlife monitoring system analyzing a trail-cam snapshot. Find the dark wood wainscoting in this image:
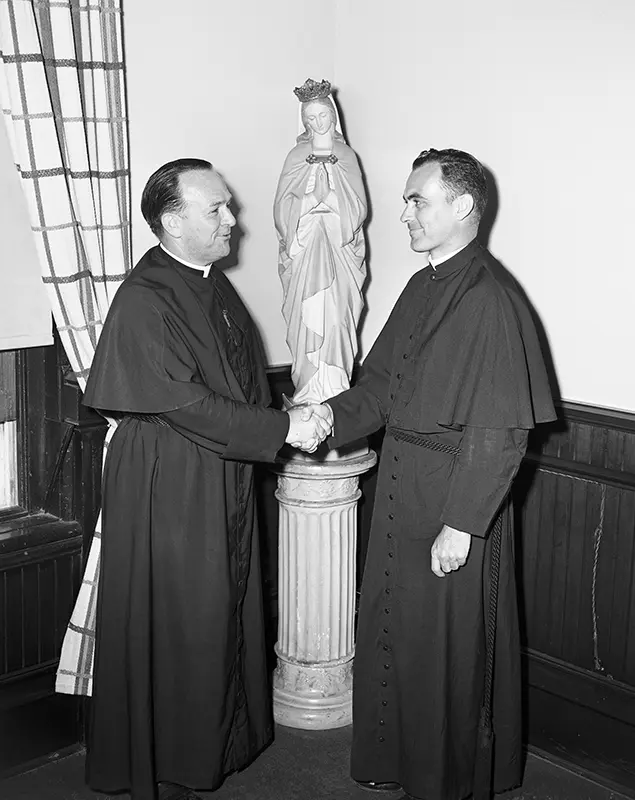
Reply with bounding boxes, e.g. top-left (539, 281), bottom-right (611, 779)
top-left (0, 516), bottom-right (83, 774)
top-left (515, 403), bottom-right (635, 794)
